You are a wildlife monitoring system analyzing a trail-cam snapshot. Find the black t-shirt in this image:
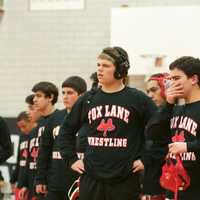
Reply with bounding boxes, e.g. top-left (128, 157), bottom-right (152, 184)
top-left (59, 86), bottom-right (156, 181)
